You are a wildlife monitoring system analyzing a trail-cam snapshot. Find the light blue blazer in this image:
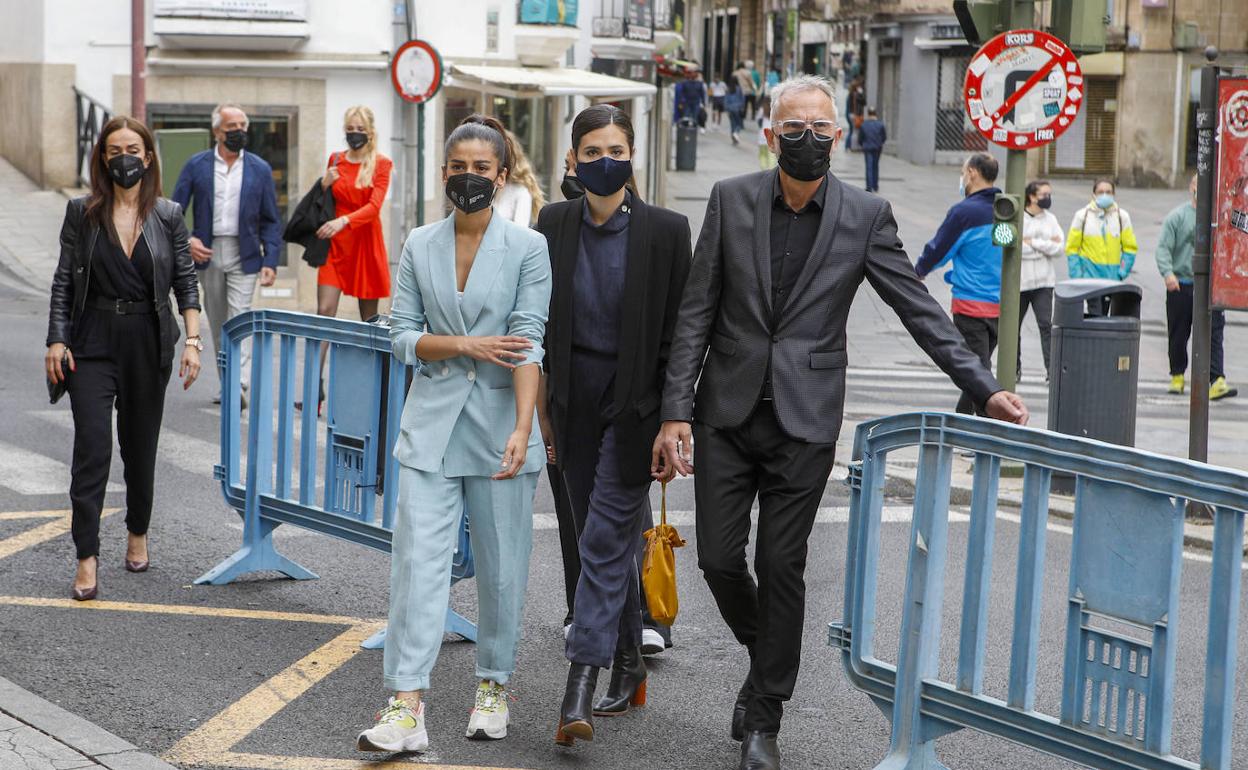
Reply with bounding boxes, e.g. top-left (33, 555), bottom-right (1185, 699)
top-left (390, 212), bottom-right (552, 477)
